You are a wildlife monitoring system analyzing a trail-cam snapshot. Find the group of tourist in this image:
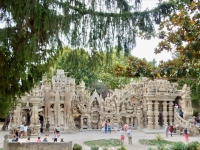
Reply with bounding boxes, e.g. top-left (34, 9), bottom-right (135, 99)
top-left (174, 103), bottom-right (184, 118)
top-left (120, 123), bottom-right (132, 145)
top-left (165, 123), bottom-right (189, 142)
top-left (101, 121), bottom-right (133, 145)
top-left (14, 123), bottom-right (29, 139)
